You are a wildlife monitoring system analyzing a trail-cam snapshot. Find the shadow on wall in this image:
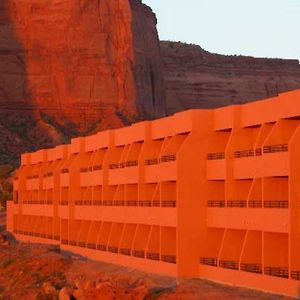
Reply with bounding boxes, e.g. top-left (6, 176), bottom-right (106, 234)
top-left (0, 0), bottom-right (58, 167)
